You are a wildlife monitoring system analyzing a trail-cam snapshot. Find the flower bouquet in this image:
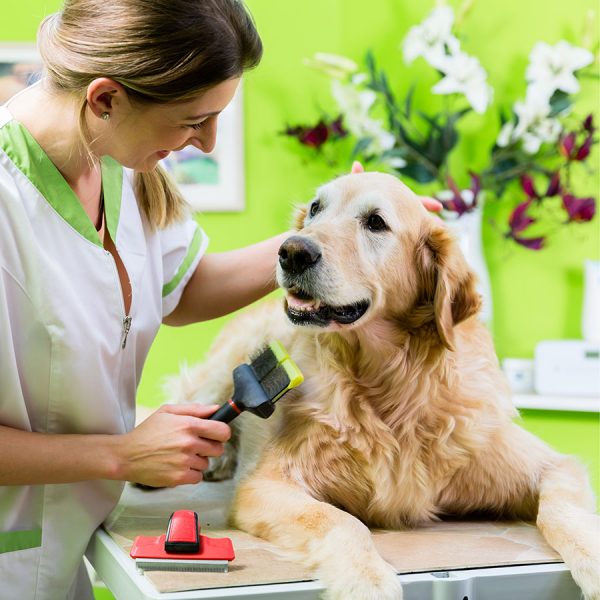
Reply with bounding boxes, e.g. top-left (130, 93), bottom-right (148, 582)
top-left (282, 4), bottom-right (598, 250)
